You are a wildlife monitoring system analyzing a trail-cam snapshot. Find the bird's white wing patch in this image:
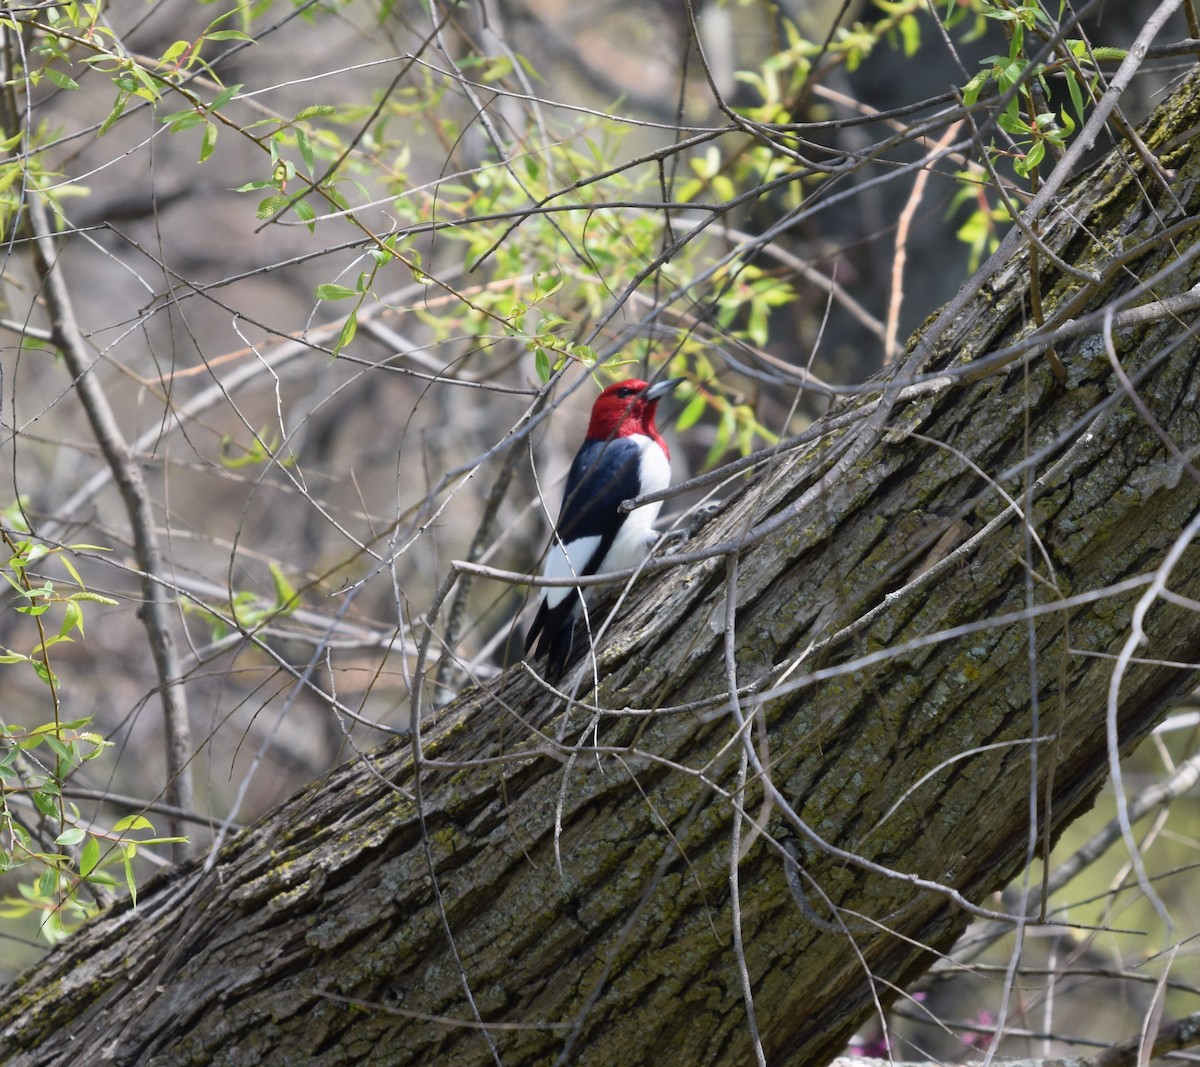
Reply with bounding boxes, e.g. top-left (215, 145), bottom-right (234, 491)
top-left (541, 534), bottom-right (601, 608)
